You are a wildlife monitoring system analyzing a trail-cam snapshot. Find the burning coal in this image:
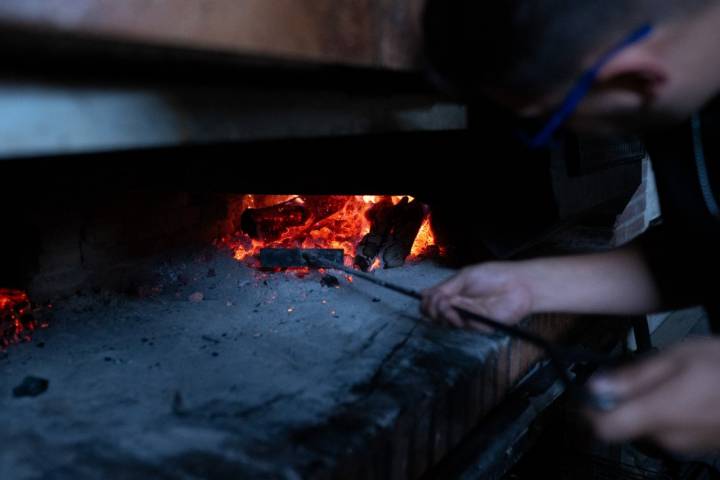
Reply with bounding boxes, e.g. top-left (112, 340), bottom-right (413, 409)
top-left (0, 289), bottom-right (41, 350)
top-left (222, 195), bottom-right (438, 270)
